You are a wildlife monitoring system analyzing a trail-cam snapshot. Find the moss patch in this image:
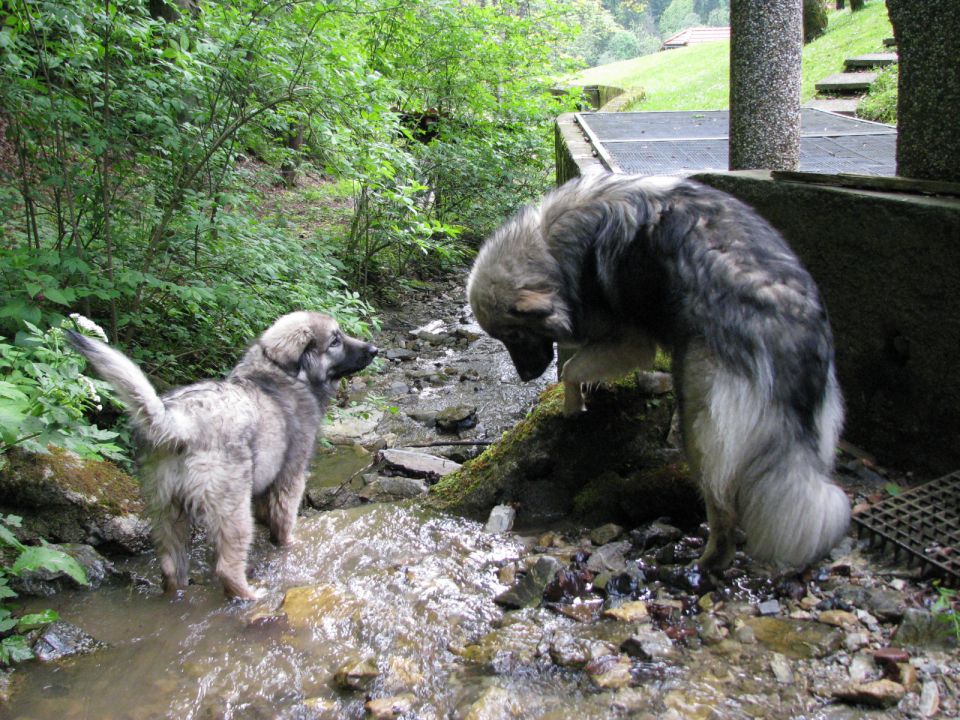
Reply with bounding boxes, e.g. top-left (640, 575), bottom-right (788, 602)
top-left (427, 373), bottom-right (702, 528)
